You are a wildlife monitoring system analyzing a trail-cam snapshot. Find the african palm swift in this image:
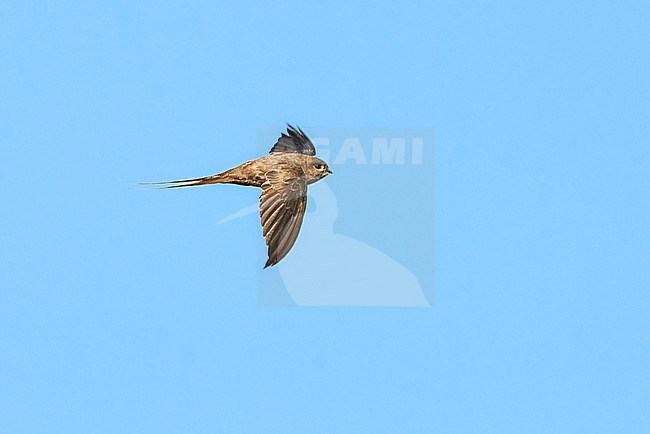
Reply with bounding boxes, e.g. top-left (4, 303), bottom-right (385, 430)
top-left (144, 125), bottom-right (332, 268)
